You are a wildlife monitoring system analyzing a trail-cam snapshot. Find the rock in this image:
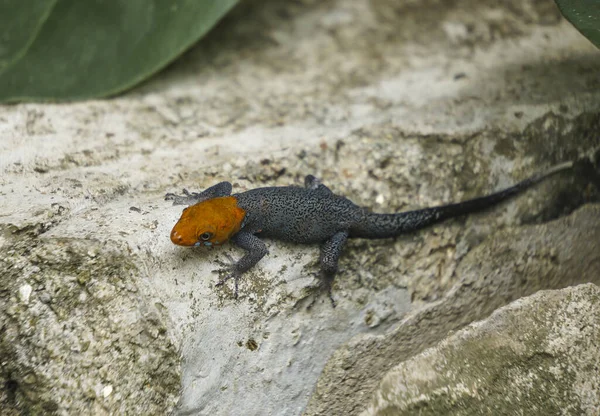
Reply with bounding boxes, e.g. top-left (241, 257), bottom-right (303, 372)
top-left (305, 205), bottom-right (600, 415)
top-left (0, 237), bottom-right (180, 415)
top-left (1, 0), bottom-right (600, 414)
top-left (364, 283), bottom-right (600, 415)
